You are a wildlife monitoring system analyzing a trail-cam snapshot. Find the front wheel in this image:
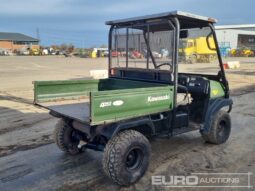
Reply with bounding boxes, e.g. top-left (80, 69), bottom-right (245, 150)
top-left (187, 54), bottom-right (197, 64)
top-left (208, 54), bottom-right (216, 63)
top-left (103, 130), bottom-right (151, 186)
top-left (201, 110), bottom-right (231, 144)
